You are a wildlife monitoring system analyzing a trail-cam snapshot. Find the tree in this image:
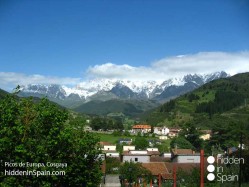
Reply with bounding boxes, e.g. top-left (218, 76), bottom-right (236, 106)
top-left (170, 137), bottom-right (194, 149)
top-left (105, 157), bottom-right (121, 174)
top-left (133, 137), bottom-right (149, 150)
top-left (68, 114), bottom-right (87, 130)
top-left (119, 162), bottom-right (152, 185)
top-left (179, 123), bottom-right (203, 150)
top-left (0, 95), bottom-right (102, 186)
